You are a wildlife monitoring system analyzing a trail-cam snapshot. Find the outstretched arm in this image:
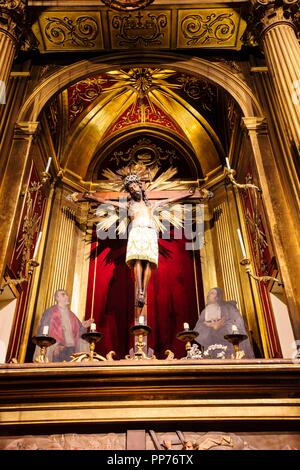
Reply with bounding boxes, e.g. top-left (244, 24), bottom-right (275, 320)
top-left (68, 191), bottom-right (127, 209)
top-left (153, 187), bottom-right (196, 208)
